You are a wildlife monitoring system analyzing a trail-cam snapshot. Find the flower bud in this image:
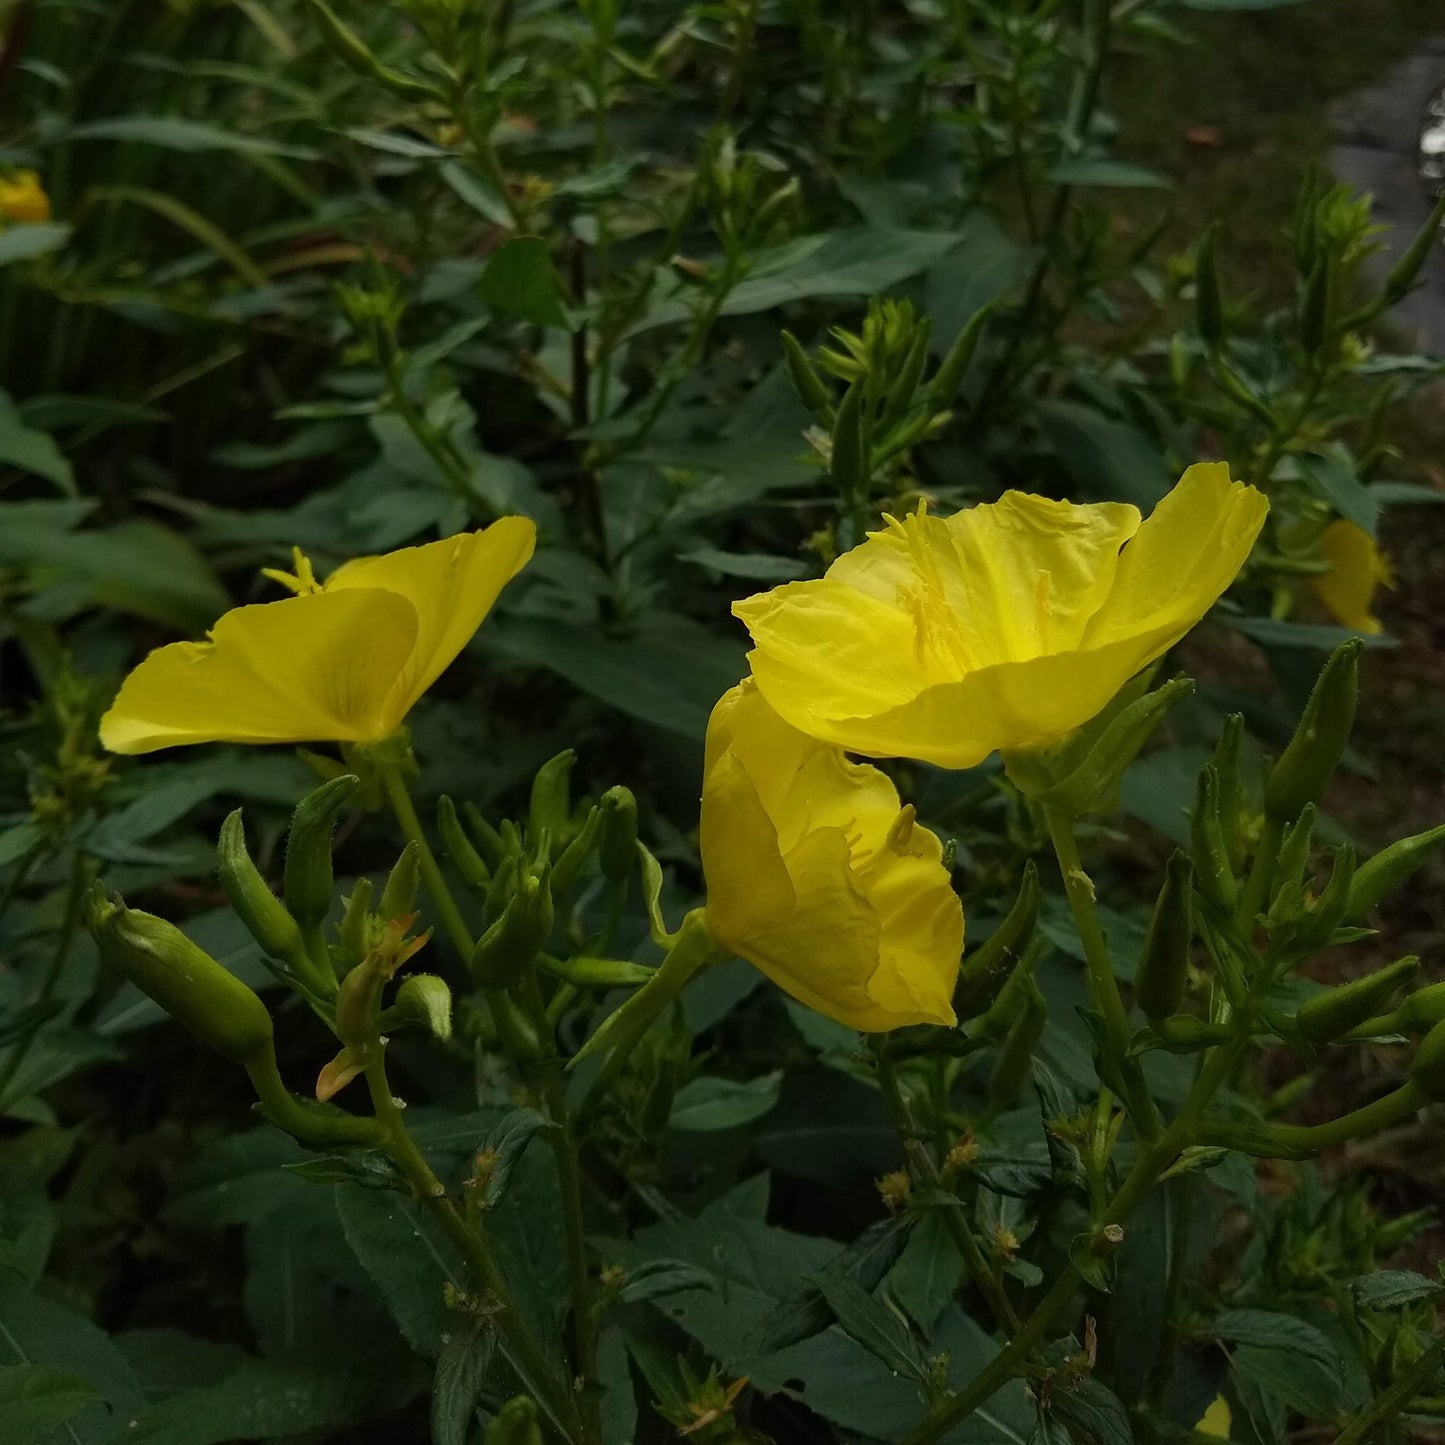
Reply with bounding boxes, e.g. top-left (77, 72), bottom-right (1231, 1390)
top-left (87, 886), bottom-right (273, 1065)
top-left (597, 785), bottom-right (638, 883)
top-left (924, 301), bottom-right (993, 408)
top-left (528, 750), bottom-right (575, 855)
top-left (1398, 982), bottom-right (1445, 1033)
top-left (462, 801), bottom-right (507, 871)
top-left (284, 775), bottom-right (360, 928)
top-left (1265, 640), bottom-right (1361, 823)
top-left (829, 378), bottom-right (867, 502)
top-left (1347, 823), bottom-right (1445, 923)
top-left (1267, 805), bottom-right (1317, 927)
top-left (987, 983), bottom-right (1046, 1112)
top-left (1296, 955), bottom-right (1419, 1045)
top-left (956, 862), bottom-right (1039, 1015)
top-left (1135, 852), bottom-right (1194, 1021)
top-left (339, 877), bottom-right (373, 963)
top-left (550, 806), bottom-right (601, 898)
top-left (1409, 1016), bottom-right (1445, 1103)
top-left (471, 872), bottom-right (554, 989)
top-left (217, 810), bottom-right (304, 965)
top-left (1298, 252), bottom-right (1334, 355)
top-left (438, 795), bottom-right (491, 894)
top-left (380, 841), bottom-right (420, 921)
top-left (1190, 765), bottom-right (1237, 911)
top-left (881, 321), bottom-right (931, 426)
top-left (780, 329), bottom-right (836, 423)
top-left (1146, 1016), bottom-right (1232, 1053)
top-left (390, 974), bottom-right (453, 1041)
